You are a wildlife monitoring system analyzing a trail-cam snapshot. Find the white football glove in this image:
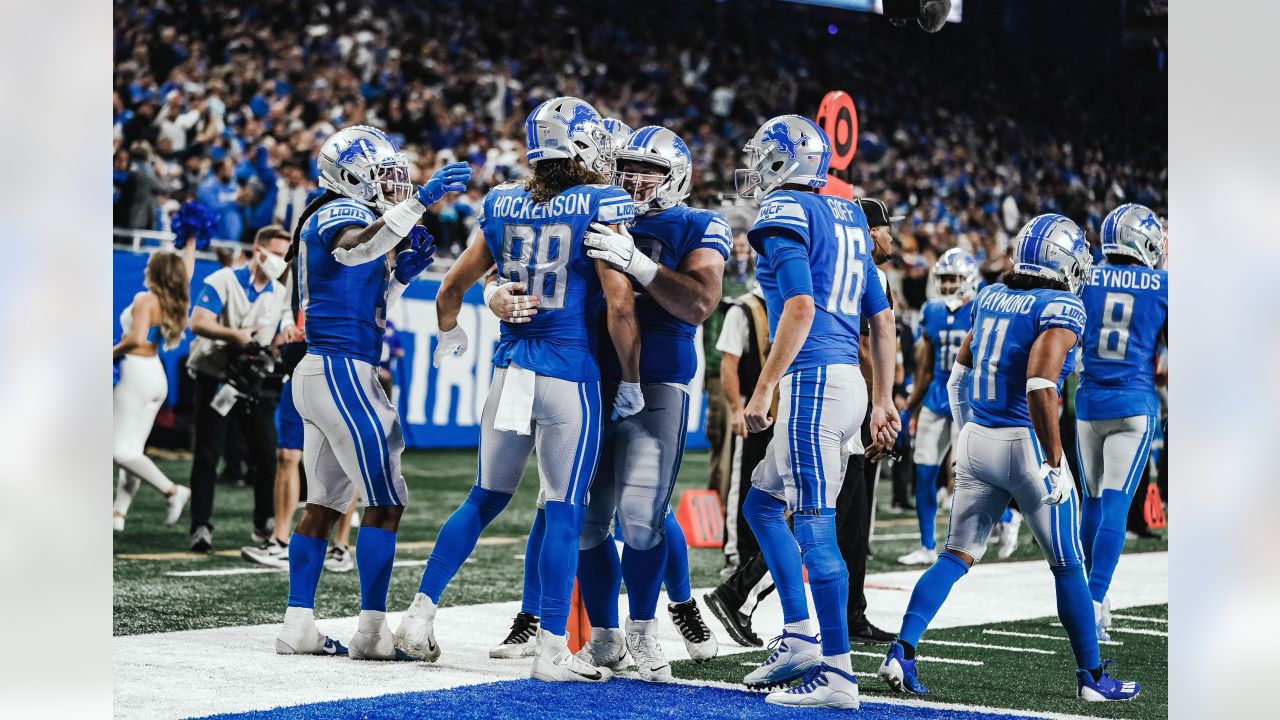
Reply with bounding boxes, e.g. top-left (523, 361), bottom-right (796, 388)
top-left (433, 325), bottom-right (469, 368)
top-left (584, 222), bottom-right (658, 286)
top-left (1038, 457), bottom-right (1075, 506)
top-left (611, 381), bottom-right (645, 421)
